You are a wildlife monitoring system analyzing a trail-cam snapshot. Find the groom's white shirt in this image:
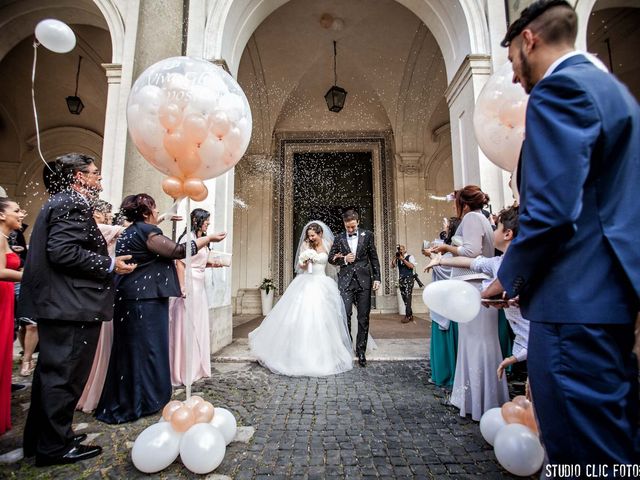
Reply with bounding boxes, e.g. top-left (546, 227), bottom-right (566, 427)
top-left (347, 229), bottom-right (359, 255)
